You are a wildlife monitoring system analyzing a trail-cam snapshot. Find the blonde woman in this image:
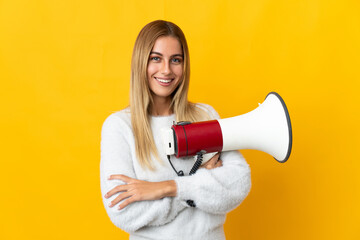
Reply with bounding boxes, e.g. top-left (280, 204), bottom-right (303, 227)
top-left (100, 20), bottom-right (251, 240)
